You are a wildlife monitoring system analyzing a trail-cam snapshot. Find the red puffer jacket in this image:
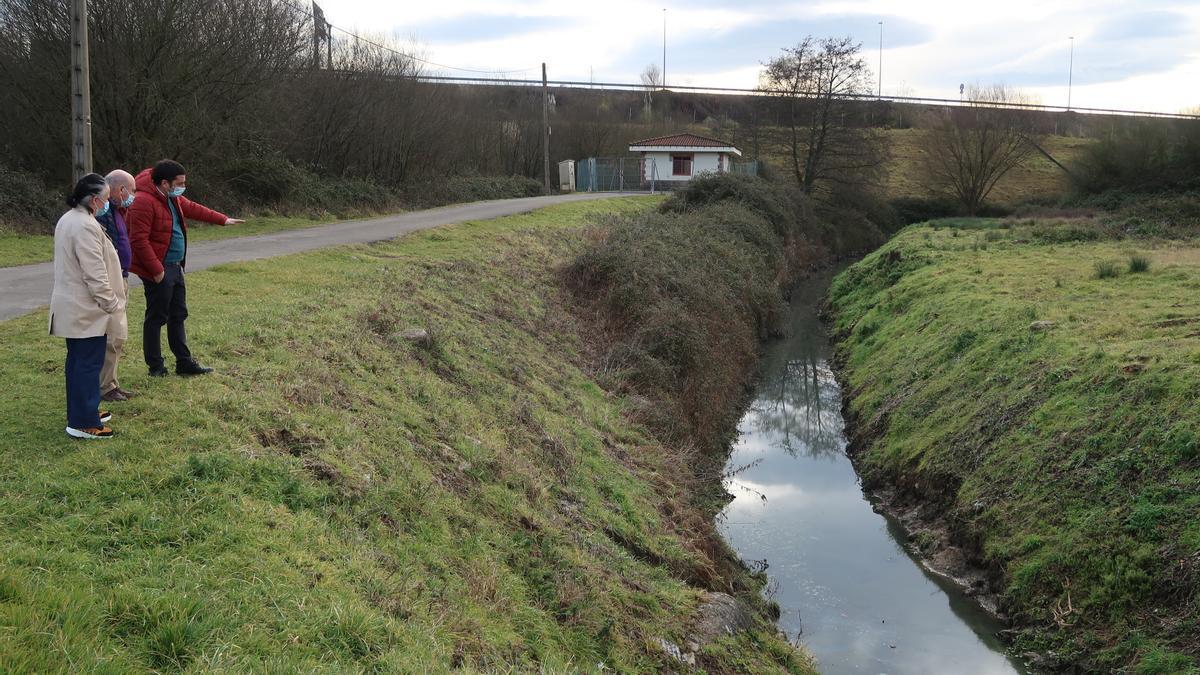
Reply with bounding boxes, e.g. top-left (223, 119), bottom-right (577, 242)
top-left (127, 168), bottom-right (228, 279)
